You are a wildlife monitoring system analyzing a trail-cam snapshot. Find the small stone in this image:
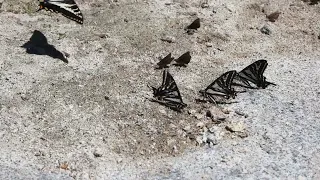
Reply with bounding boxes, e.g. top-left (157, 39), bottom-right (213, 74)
top-left (188, 109), bottom-right (197, 115)
top-left (183, 126), bottom-right (191, 133)
top-left (205, 42), bottom-right (213, 47)
top-left (196, 122), bottom-right (205, 128)
top-left (34, 150), bottom-right (45, 156)
top-left (196, 135), bottom-right (203, 145)
top-left (260, 25), bottom-right (271, 35)
top-left (160, 36), bottom-right (176, 43)
top-left (212, 7), bottom-right (217, 13)
top-left (220, 108), bottom-right (230, 114)
top-left (159, 108), bottom-right (167, 114)
top-left (59, 162), bottom-right (69, 170)
top-left (97, 34), bottom-right (109, 38)
top-left (208, 126), bottom-right (224, 140)
top-left (226, 121), bottom-right (245, 132)
top-left (20, 93), bottom-right (29, 101)
top-left (186, 29), bottom-right (196, 35)
top-left (172, 145), bottom-right (178, 154)
top-left (194, 113), bottom-right (203, 120)
top-left (208, 107), bottom-right (227, 121)
top-left (117, 158), bottom-right (123, 163)
top-left (63, 52), bottom-right (70, 58)
top-left (238, 131), bottom-right (248, 138)
top-left (201, 3), bottom-right (209, 8)
top-left (206, 133), bottom-right (219, 145)
top-left (224, 4), bottom-right (236, 12)
top-left (93, 148), bottom-right (103, 157)
top-left (235, 110), bottom-right (249, 118)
